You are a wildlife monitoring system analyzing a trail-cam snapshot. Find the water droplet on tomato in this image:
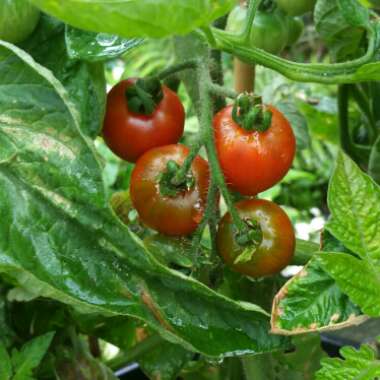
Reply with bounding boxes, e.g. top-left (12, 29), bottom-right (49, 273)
top-left (192, 201), bottom-right (203, 223)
